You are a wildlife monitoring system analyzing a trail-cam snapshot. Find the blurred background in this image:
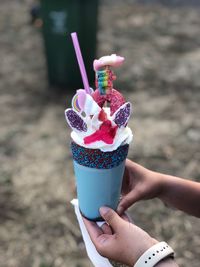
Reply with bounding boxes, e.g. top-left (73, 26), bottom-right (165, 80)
top-left (0, 0), bottom-right (200, 267)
